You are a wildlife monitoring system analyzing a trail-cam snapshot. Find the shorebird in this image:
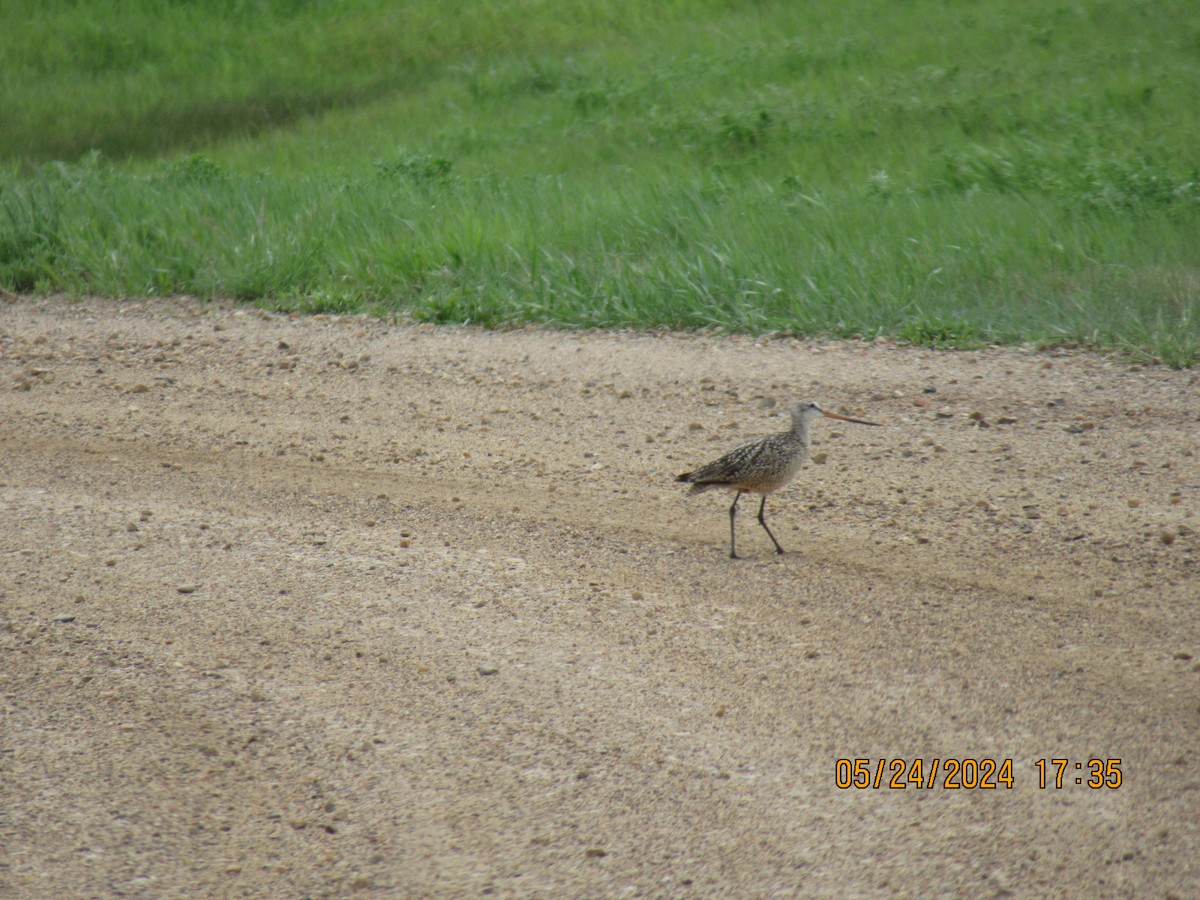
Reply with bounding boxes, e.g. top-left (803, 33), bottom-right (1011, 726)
top-left (676, 401), bottom-right (881, 558)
